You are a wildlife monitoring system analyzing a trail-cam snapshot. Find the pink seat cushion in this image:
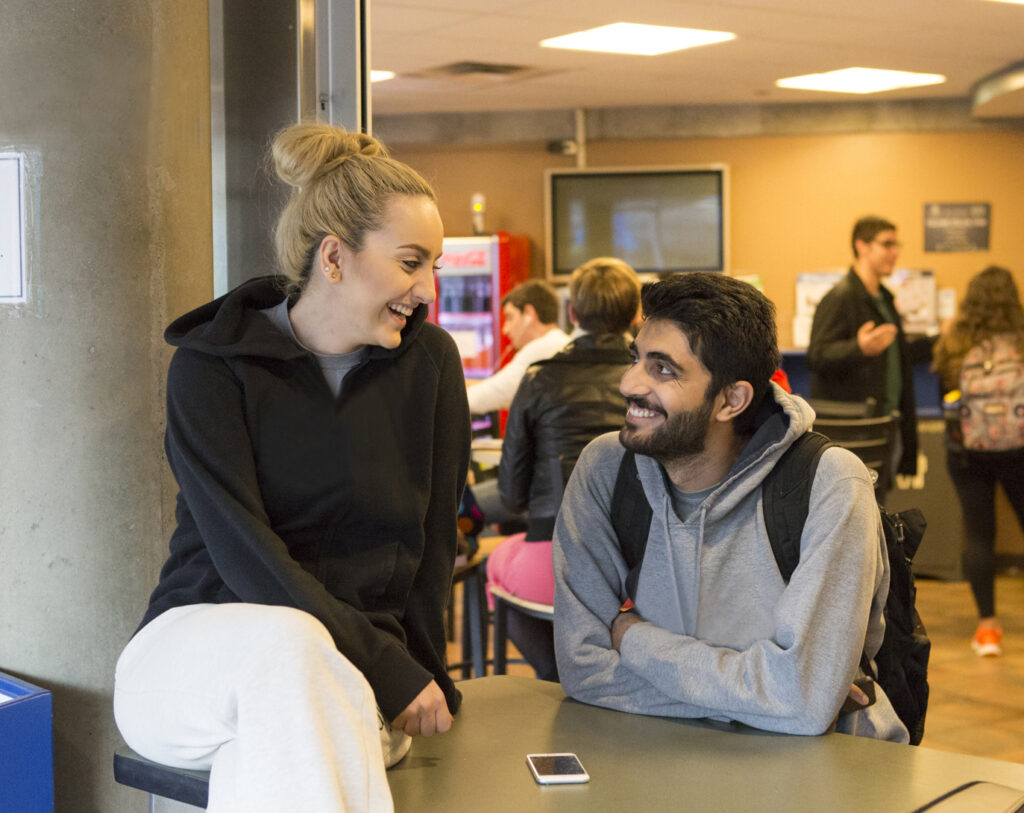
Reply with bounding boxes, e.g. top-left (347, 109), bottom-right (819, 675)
top-left (485, 532), bottom-right (555, 609)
